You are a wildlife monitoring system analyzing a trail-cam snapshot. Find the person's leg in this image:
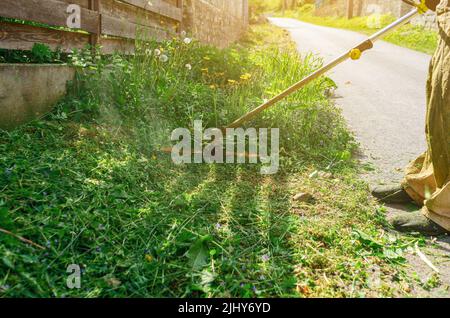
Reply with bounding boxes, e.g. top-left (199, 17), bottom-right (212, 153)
top-left (371, 56), bottom-right (437, 205)
top-left (402, 152), bottom-right (436, 205)
top-left (423, 182), bottom-right (450, 231)
top-left (390, 5), bottom-right (450, 235)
